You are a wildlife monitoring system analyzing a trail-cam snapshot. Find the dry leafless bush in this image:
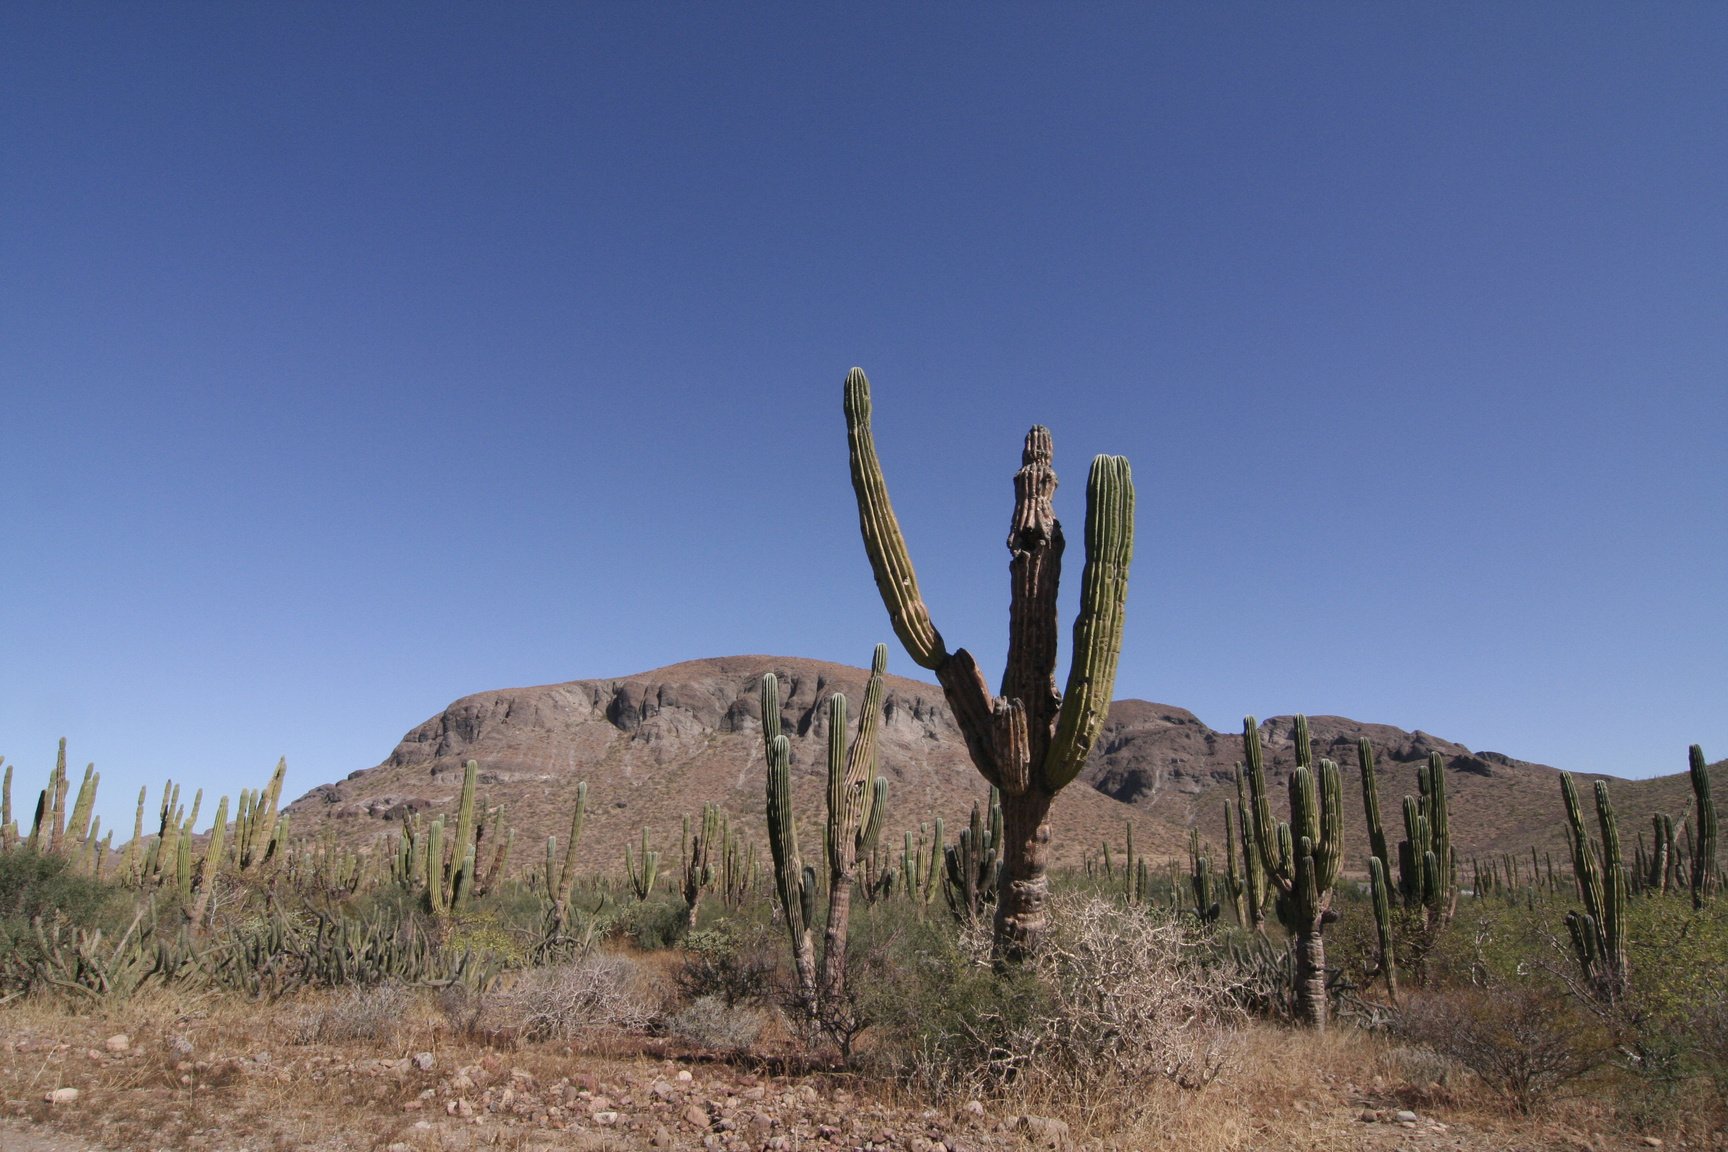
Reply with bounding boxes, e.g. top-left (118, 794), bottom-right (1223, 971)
top-left (481, 950), bottom-right (658, 1041)
top-left (914, 893), bottom-right (1244, 1100)
top-left (1394, 980), bottom-right (1610, 1114)
top-left (293, 980), bottom-right (414, 1044)
top-left (666, 993), bottom-right (765, 1053)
